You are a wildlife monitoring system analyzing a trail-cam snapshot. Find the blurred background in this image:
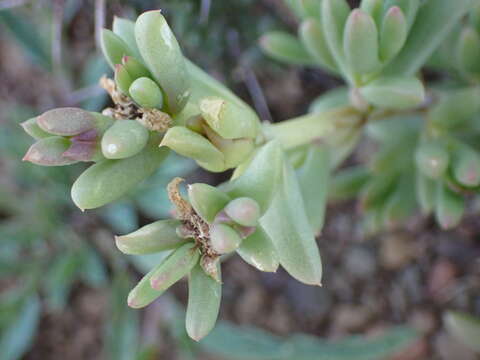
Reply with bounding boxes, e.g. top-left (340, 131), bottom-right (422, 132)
top-left (0, 0), bottom-right (479, 359)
